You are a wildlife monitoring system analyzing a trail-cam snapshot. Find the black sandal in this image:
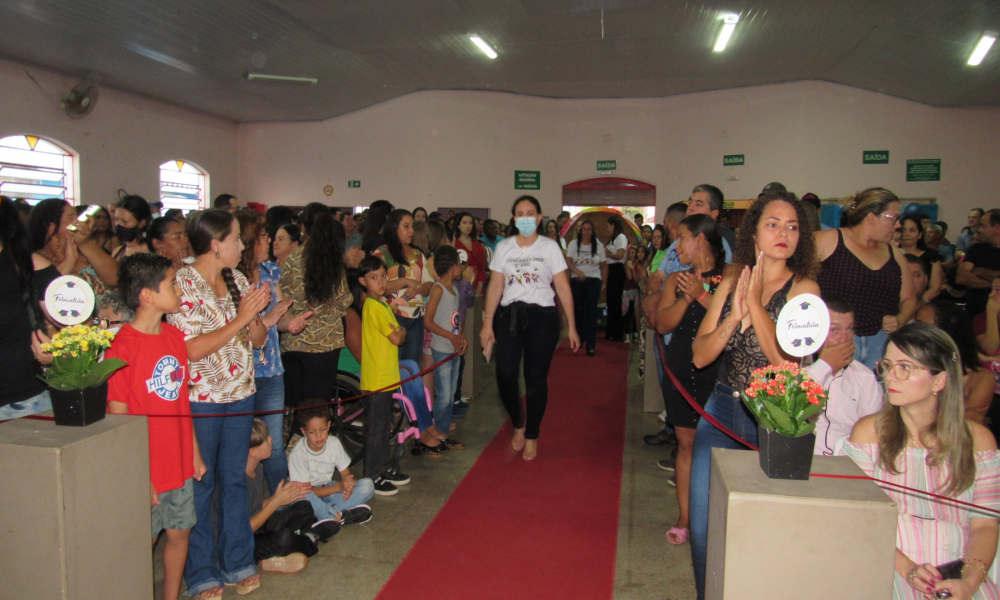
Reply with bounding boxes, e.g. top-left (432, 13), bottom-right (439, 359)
top-left (442, 438), bottom-right (466, 451)
top-left (414, 440), bottom-right (447, 457)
